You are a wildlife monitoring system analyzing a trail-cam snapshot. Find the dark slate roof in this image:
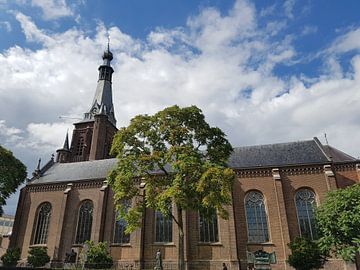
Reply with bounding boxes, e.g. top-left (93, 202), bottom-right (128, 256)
top-left (322, 145), bottom-right (357, 163)
top-left (30, 158), bottom-right (117, 184)
top-left (30, 138), bottom-right (357, 184)
top-left (228, 138), bottom-right (347, 169)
